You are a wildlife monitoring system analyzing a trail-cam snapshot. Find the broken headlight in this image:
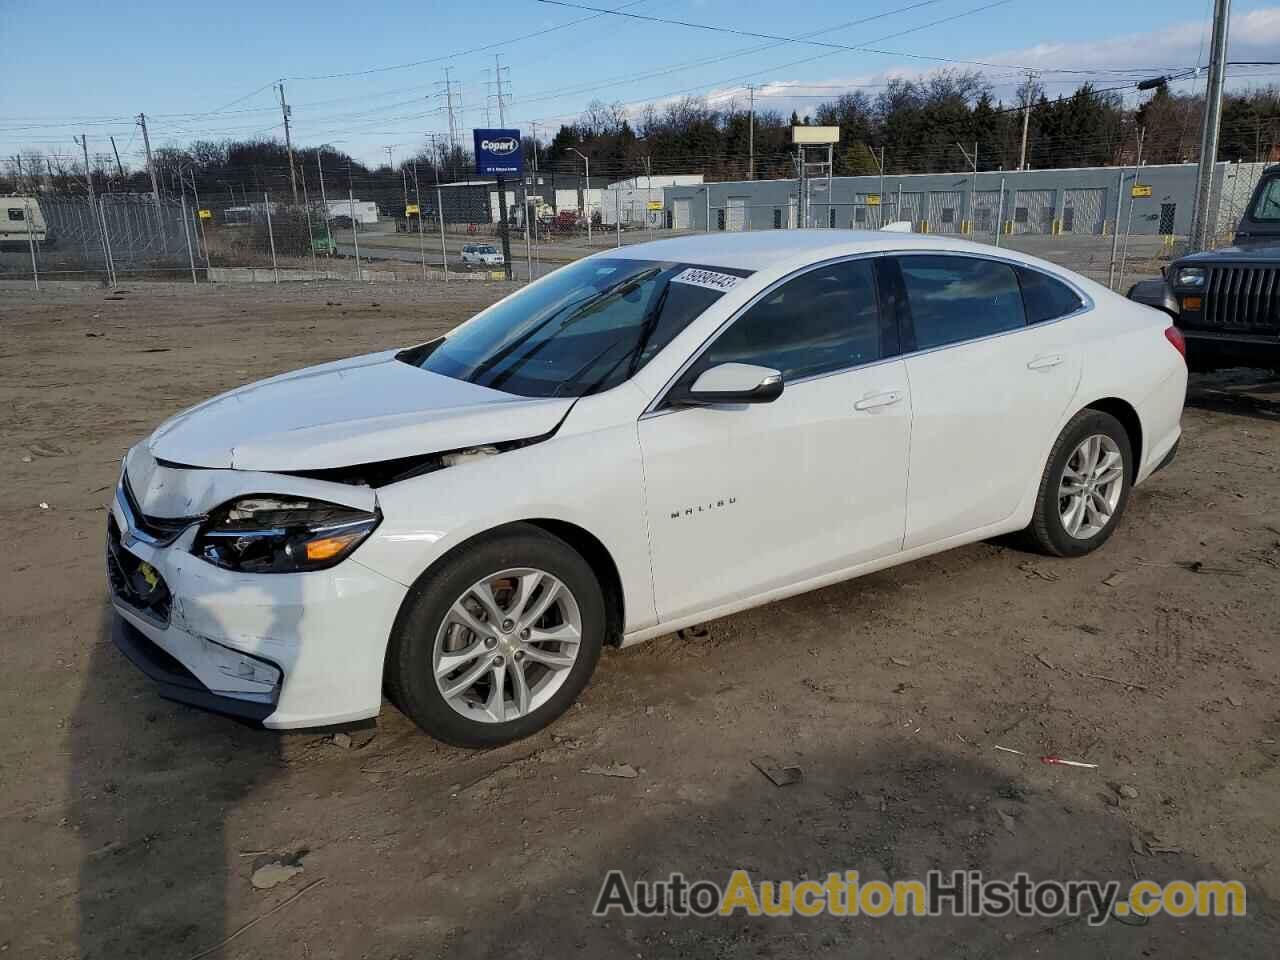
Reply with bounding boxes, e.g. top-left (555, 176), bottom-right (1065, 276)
top-left (193, 496), bottom-right (380, 573)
